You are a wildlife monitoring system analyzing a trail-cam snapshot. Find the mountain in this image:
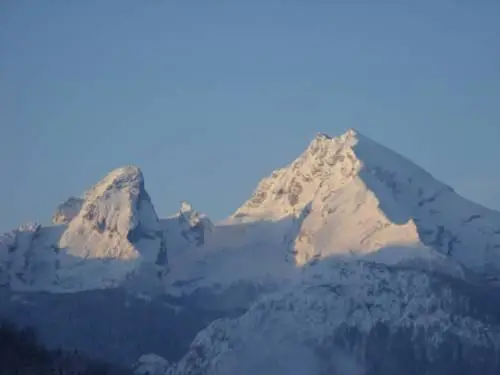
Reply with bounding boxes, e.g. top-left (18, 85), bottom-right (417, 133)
top-left (161, 201), bottom-right (214, 251)
top-left (232, 129), bottom-right (500, 275)
top-left (0, 168), bottom-right (221, 365)
top-left (52, 197), bottom-right (84, 224)
top-left (1, 129), bottom-right (500, 373)
top-left (0, 166), bottom-right (168, 292)
top-left (164, 129), bottom-right (500, 295)
top-left (4, 129), bottom-right (499, 294)
top-left (169, 258), bottom-right (500, 375)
